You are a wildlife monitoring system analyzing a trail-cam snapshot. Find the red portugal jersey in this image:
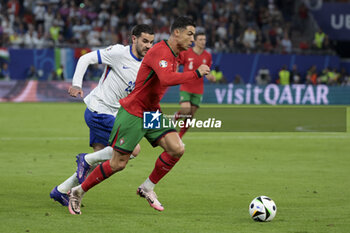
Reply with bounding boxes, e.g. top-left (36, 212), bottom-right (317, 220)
top-left (178, 48), bottom-right (212, 94)
top-left (120, 40), bottom-right (202, 117)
